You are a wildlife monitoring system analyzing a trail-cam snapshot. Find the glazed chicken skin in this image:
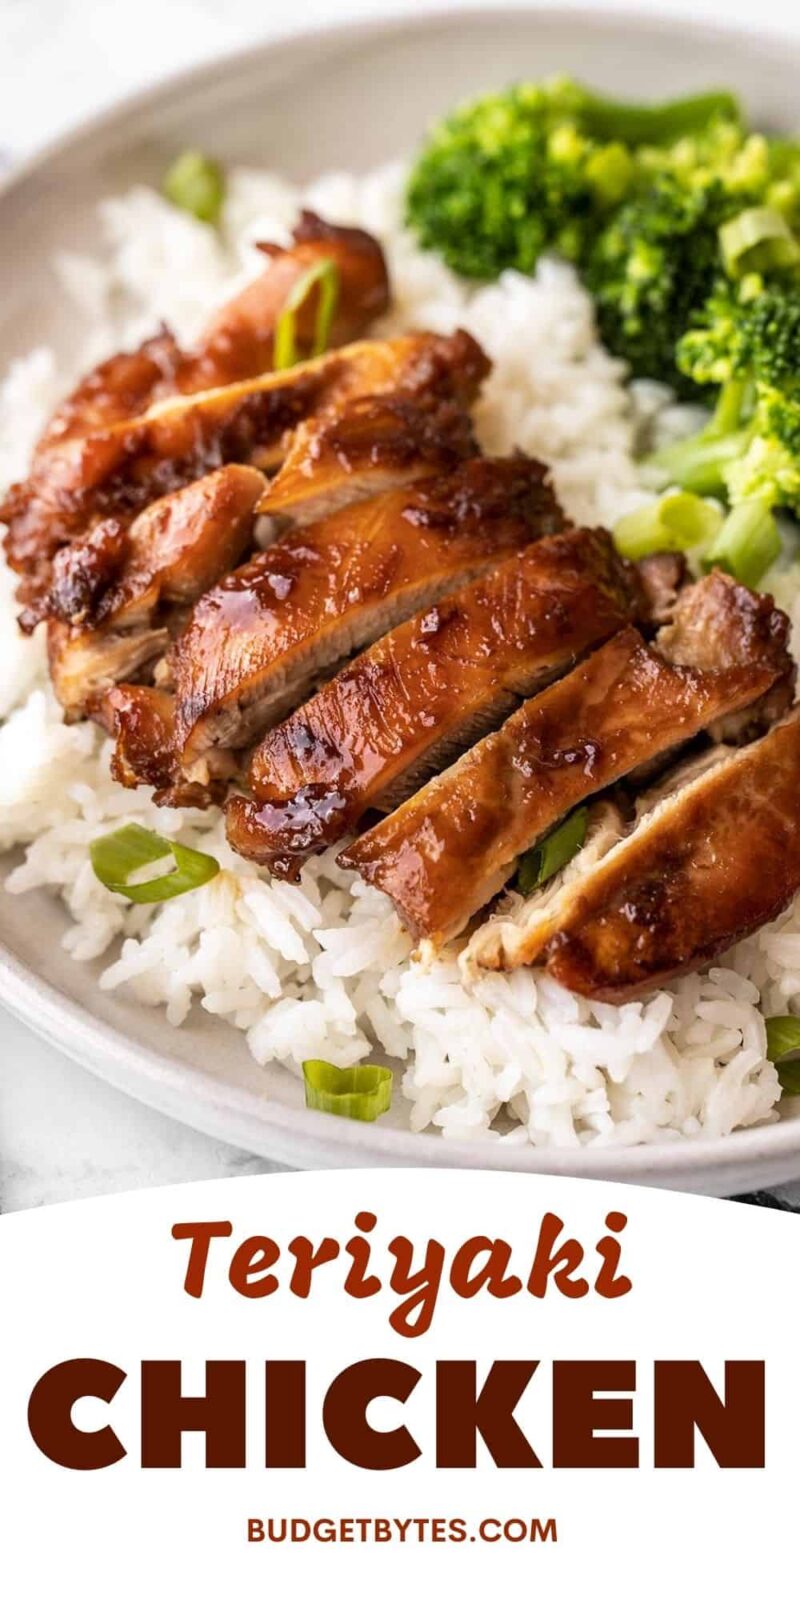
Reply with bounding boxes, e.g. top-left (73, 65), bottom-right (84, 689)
top-left (258, 393), bottom-right (478, 527)
top-left (105, 683), bottom-right (237, 808)
top-left (46, 464), bottom-right (265, 718)
top-left (226, 526), bottom-right (636, 875)
top-left (157, 455), bottom-right (565, 790)
top-left (340, 573), bottom-right (794, 949)
top-left (32, 213), bottom-right (390, 451)
top-left (535, 710), bottom-right (800, 1000)
top-left (6, 328), bottom-right (485, 615)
